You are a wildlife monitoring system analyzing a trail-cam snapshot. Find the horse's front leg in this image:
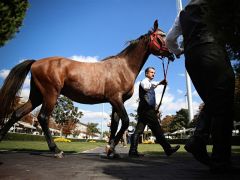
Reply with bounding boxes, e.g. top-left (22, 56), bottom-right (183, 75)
top-left (106, 100), bottom-right (129, 156)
